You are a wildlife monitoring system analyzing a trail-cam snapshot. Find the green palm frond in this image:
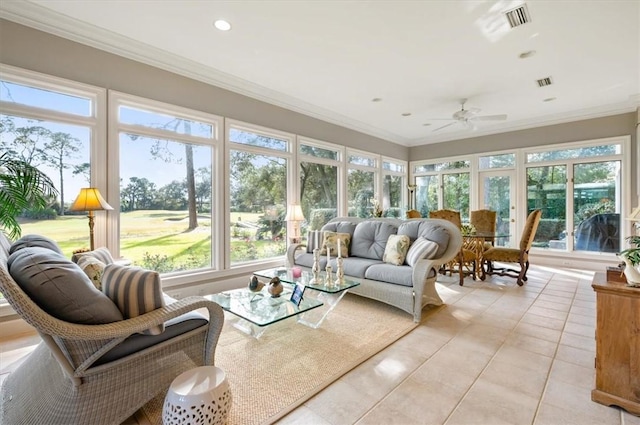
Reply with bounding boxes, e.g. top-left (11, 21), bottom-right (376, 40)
top-left (0, 152), bottom-right (58, 239)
